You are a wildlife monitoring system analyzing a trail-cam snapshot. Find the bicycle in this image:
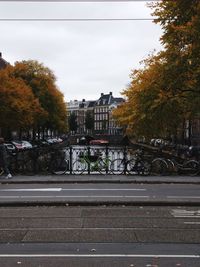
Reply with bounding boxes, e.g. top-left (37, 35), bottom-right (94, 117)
top-left (48, 148), bottom-right (70, 175)
top-left (151, 156), bottom-right (200, 176)
top-left (166, 157), bottom-right (200, 176)
top-left (111, 149), bottom-right (151, 175)
top-left (151, 157), bottom-right (169, 176)
top-left (73, 151), bottom-right (112, 174)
